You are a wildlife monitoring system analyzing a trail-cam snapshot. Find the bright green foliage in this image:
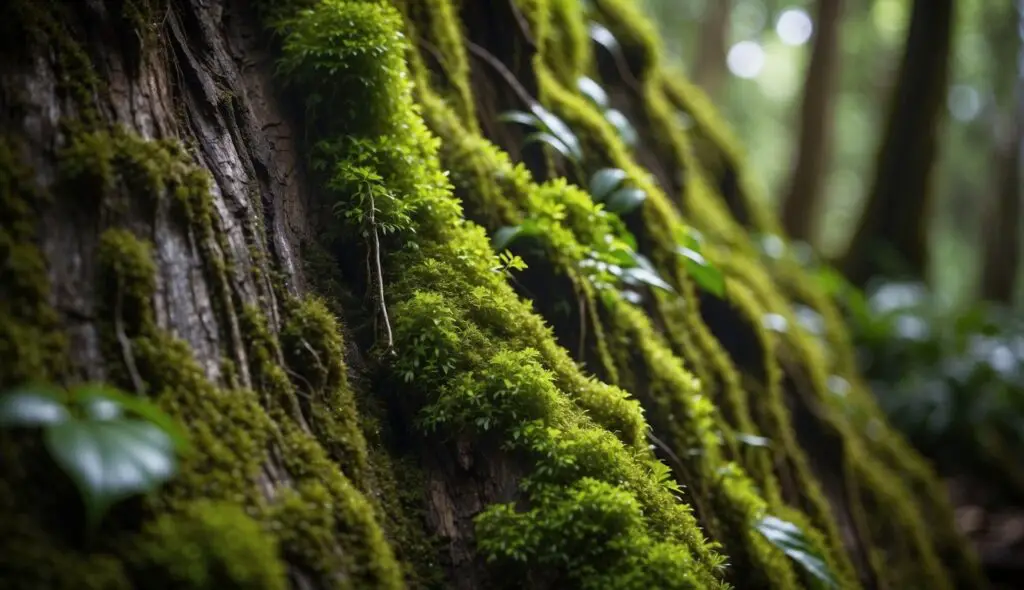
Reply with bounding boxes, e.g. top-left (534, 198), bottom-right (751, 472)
top-left (476, 478), bottom-right (715, 589)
